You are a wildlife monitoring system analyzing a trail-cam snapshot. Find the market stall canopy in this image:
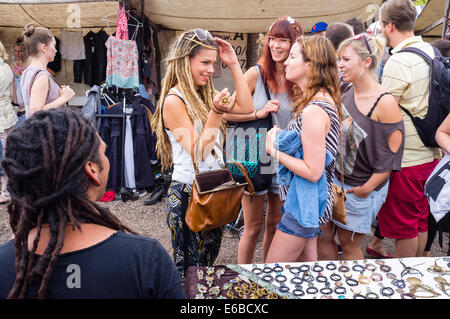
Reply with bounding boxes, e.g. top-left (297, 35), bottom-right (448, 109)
top-left (131, 0), bottom-right (383, 33)
top-left (415, 0), bottom-right (450, 38)
top-left (0, 0), bottom-right (118, 29)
